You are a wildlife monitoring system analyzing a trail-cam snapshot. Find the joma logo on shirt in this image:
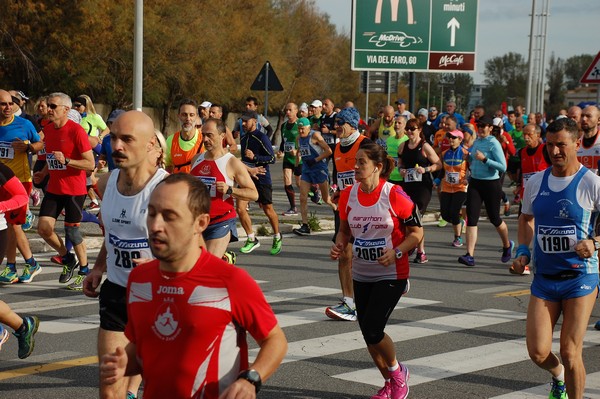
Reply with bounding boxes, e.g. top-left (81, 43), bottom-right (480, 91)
top-left (157, 286), bottom-right (184, 295)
